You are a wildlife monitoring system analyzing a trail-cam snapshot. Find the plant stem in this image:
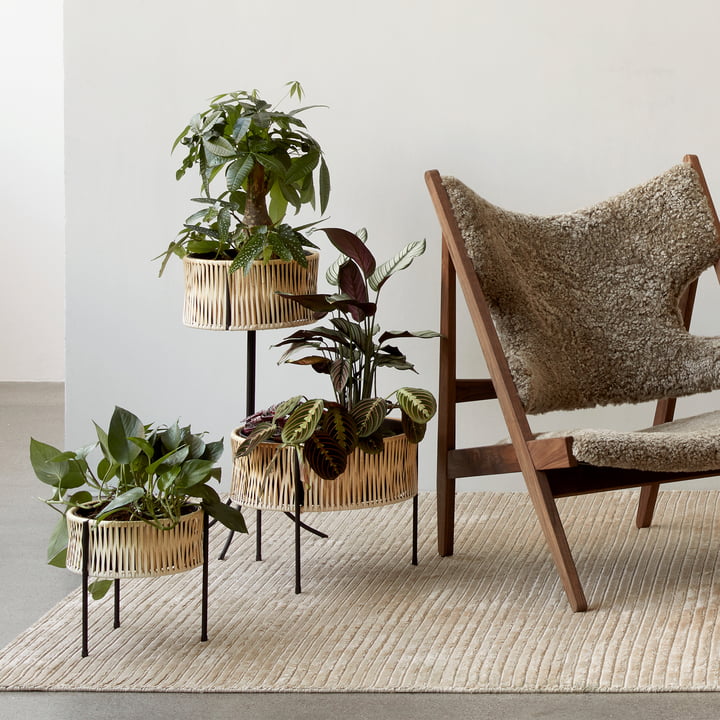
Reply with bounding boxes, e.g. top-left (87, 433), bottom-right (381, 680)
top-left (243, 164), bottom-right (272, 227)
